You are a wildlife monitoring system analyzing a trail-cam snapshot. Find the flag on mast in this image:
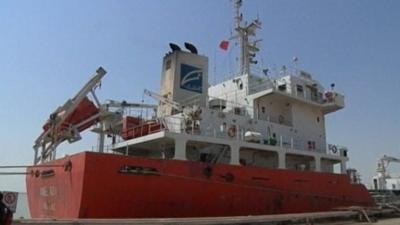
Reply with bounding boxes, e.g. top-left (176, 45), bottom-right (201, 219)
top-left (219, 40), bottom-right (229, 50)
